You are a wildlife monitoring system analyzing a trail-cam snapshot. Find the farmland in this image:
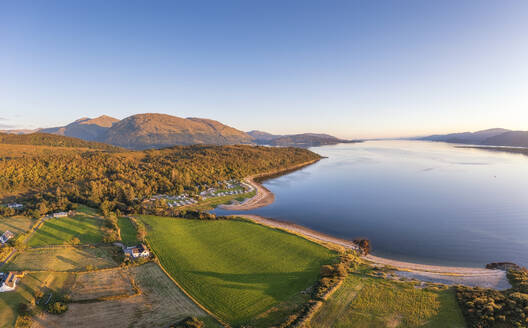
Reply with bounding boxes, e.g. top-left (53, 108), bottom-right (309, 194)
top-left (117, 217), bottom-right (138, 245)
top-left (309, 268), bottom-right (466, 328)
top-left (27, 214), bottom-right (103, 247)
top-left (32, 263), bottom-right (217, 328)
top-left (139, 215), bottom-right (337, 326)
top-left (3, 246), bottom-right (120, 272)
top-left (0, 215), bottom-right (35, 236)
